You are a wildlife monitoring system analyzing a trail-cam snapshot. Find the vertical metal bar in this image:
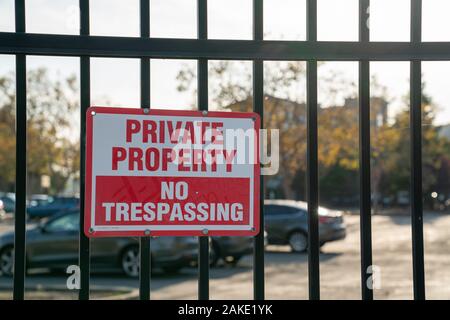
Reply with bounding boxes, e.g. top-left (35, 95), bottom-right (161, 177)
top-left (198, 235), bottom-right (209, 300)
top-left (410, 0), bottom-right (425, 300)
top-left (140, 0), bottom-right (150, 110)
top-left (13, 0), bottom-right (26, 301)
top-left (358, 0), bottom-right (373, 301)
top-left (252, 0), bottom-right (265, 301)
top-left (197, 0), bottom-right (209, 301)
top-left (306, 0), bottom-right (320, 301)
top-left (139, 238), bottom-right (150, 300)
top-left (139, 0), bottom-right (151, 301)
top-left (79, 0), bottom-right (90, 301)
